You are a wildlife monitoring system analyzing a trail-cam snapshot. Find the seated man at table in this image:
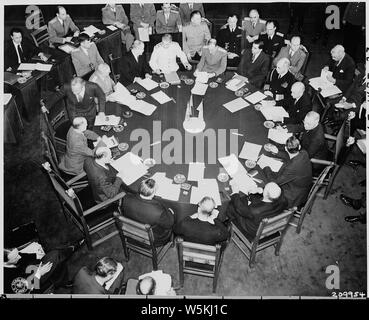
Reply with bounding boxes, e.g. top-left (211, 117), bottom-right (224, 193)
top-left (273, 36), bottom-right (307, 81)
top-left (48, 6), bottom-right (80, 46)
top-left (4, 28), bottom-right (49, 72)
top-left (149, 34), bottom-right (192, 74)
top-left (174, 196), bottom-right (230, 246)
top-left (89, 63), bottom-right (116, 99)
top-left (225, 182), bottom-right (288, 241)
top-left (237, 40), bottom-right (270, 88)
top-left (322, 45), bottom-right (355, 93)
top-left (120, 40), bottom-right (152, 86)
top-left (156, 3), bottom-right (182, 34)
top-left (264, 57), bottom-right (295, 101)
top-left (263, 136), bottom-right (312, 208)
top-left (73, 257), bottom-right (124, 294)
top-left (194, 38), bottom-right (227, 79)
top-left (242, 9), bottom-right (266, 49)
top-left (182, 10), bottom-right (211, 61)
top-left (59, 117), bottom-right (102, 176)
top-left (136, 270), bottom-right (176, 296)
top-left (102, 3), bottom-right (134, 52)
top-left (71, 33), bottom-right (105, 77)
top-left (259, 20), bottom-right (285, 58)
top-left (49, 77), bottom-right (106, 129)
top-left (121, 178), bottom-right (174, 247)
